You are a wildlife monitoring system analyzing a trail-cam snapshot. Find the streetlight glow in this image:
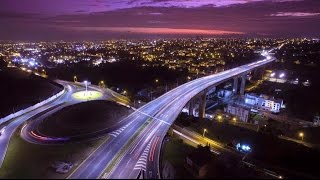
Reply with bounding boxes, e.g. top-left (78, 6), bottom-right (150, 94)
top-left (84, 80), bottom-right (88, 94)
top-left (270, 72), bottom-right (275, 77)
top-left (279, 73), bottom-right (285, 78)
top-left (299, 132), bottom-right (304, 141)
